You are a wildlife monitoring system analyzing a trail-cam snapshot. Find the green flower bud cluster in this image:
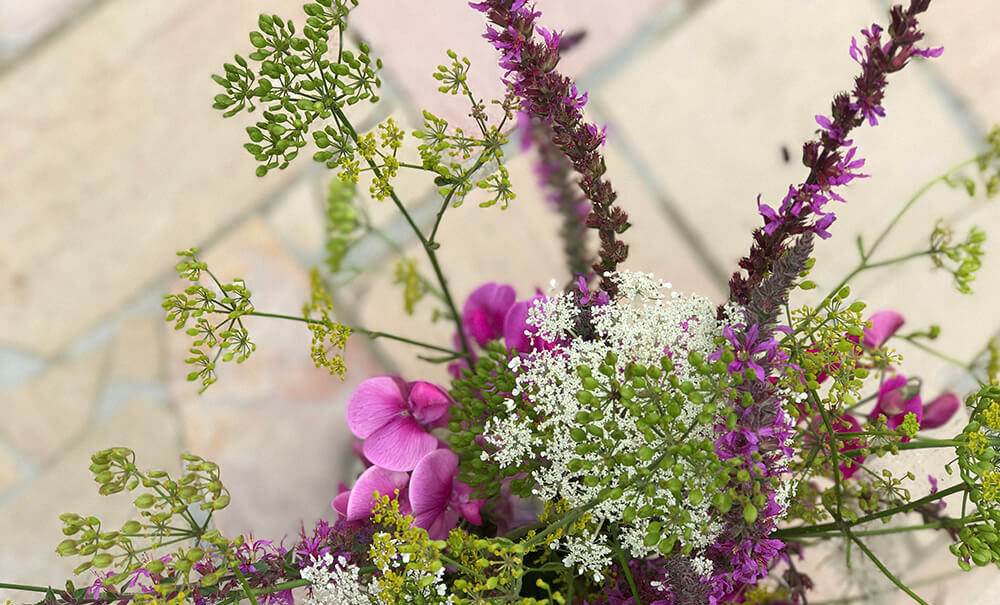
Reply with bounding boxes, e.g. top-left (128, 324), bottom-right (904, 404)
top-left (212, 1), bottom-right (382, 177)
top-left (414, 53), bottom-right (512, 210)
top-left (162, 249), bottom-right (257, 393)
top-left (930, 221), bottom-right (985, 295)
top-left (303, 268), bottom-right (351, 379)
top-left (950, 521), bottom-right (1000, 570)
top-left (945, 125), bottom-right (1000, 199)
top-left (445, 533), bottom-right (535, 602)
top-left (564, 351), bottom-right (746, 558)
top-left (394, 258), bottom-right (426, 316)
top-left (56, 449), bottom-right (231, 585)
top-left (323, 176), bottom-right (360, 274)
top-left (448, 341), bottom-right (537, 500)
top-left (787, 293), bottom-right (871, 409)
